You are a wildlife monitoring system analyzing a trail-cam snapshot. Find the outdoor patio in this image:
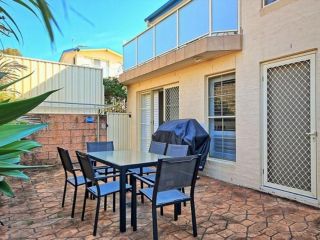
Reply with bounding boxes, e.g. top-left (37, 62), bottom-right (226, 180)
top-left (1, 167), bottom-right (319, 240)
